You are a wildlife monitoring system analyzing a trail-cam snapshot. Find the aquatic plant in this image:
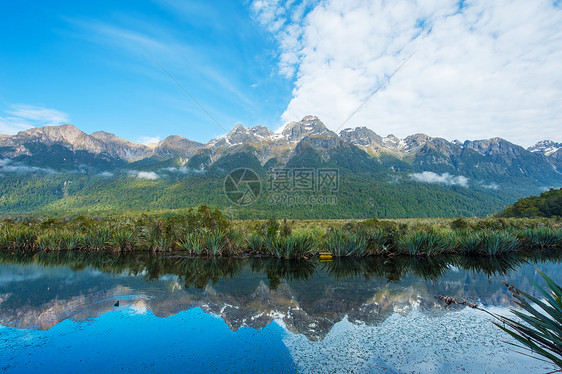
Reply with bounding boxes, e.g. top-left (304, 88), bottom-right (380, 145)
top-left (520, 228), bottom-right (561, 247)
top-left (178, 233), bottom-right (205, 255)
top-left (110, 231), bottom-right (134, 251)
top-left (264, 234), bottom-right (315, 259)
top-left (83, 229), bottom-right (112, 250)
top-left (246, 234), bottom-right (264, 253)
top-left (456, 231), bottom-right (483, 255)
top-left (440, 270), bottom-right (562, 371)
top-left (365, 229), bottom-right (392, 254)
top-left (224, 228), bottom-right (245, 255)
top-left (493, 271), bottom-right (562, 370)
top-left (324, 230), bottom-right (368, 257)
top-left (0, 213), bottom-right (560, 257)
top-left (204, 231), bottom-right (227, 256)
top-left (480, 231), bottom-right (519, 256)
top-left (0, 227), bottom-right (38, 250)
top-left (400, 230), bottom-right (448, 256)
